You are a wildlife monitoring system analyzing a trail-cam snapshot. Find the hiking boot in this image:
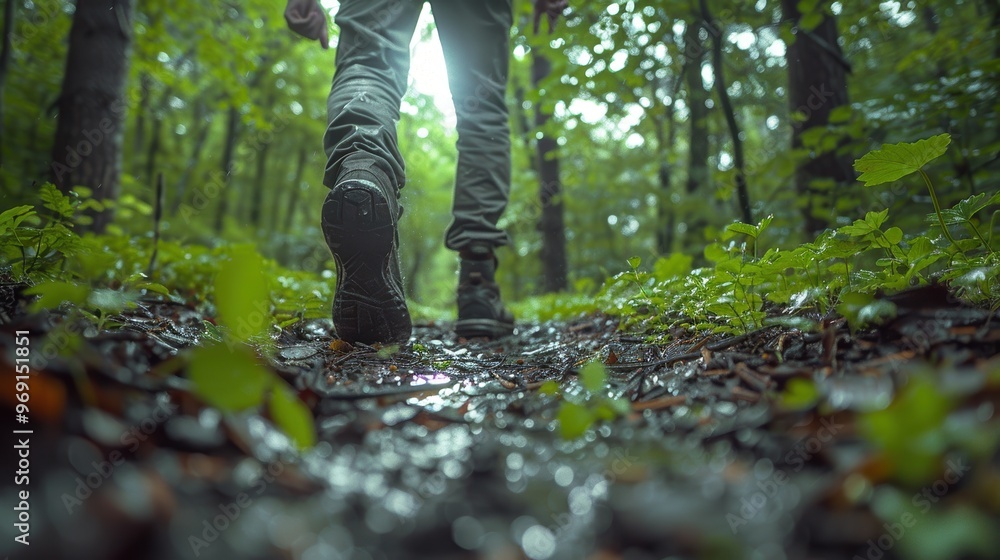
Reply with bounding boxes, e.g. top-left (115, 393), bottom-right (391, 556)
top-left (455, 244), bottom-right (515, 339)
top-left (321, 159), bottom-right (411, 345)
